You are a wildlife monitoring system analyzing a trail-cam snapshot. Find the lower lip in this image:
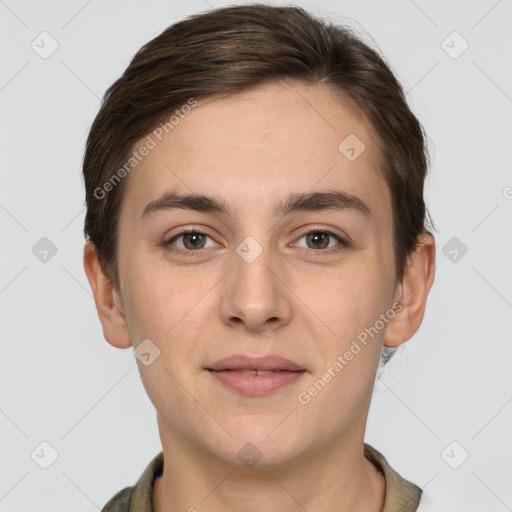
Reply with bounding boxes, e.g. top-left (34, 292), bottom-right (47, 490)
top-left (208, 370), bottom-right (305, 396)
